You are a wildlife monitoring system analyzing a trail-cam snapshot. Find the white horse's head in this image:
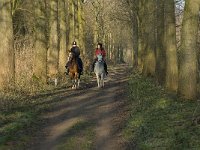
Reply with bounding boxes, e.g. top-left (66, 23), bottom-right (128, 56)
top-left (97, 54), bottom-right (103, 62)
